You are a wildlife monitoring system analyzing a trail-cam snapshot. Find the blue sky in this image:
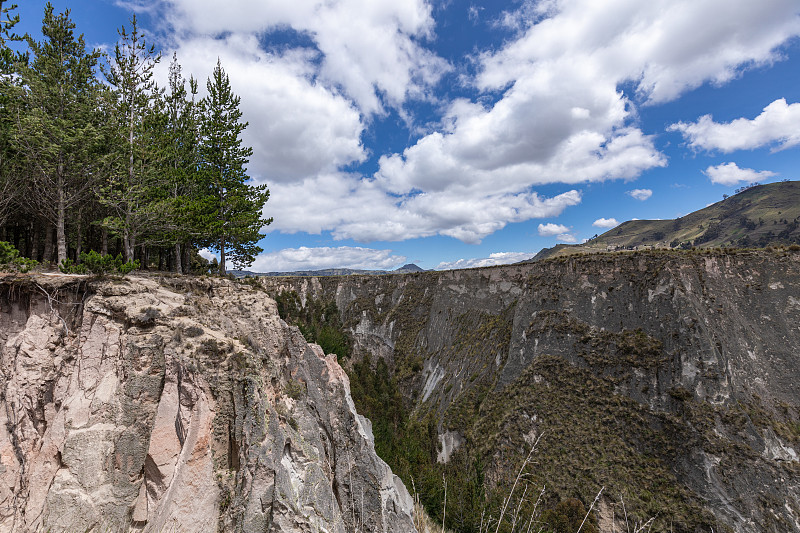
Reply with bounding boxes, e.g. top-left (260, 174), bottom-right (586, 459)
top-left (15, 0), bottom-right (800, 271)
